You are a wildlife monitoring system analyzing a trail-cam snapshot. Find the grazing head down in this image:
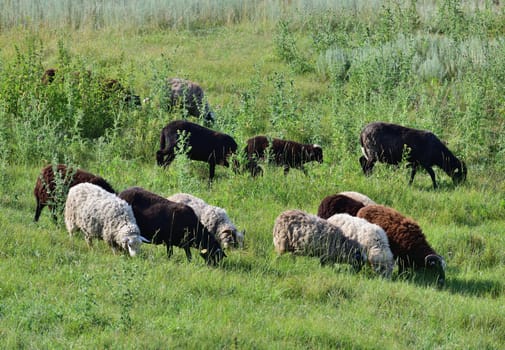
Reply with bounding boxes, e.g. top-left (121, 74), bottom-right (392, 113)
top-left (359, 121), bottom-right (466, 189)
top-left (357, 204), bottom-right (446, 287)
